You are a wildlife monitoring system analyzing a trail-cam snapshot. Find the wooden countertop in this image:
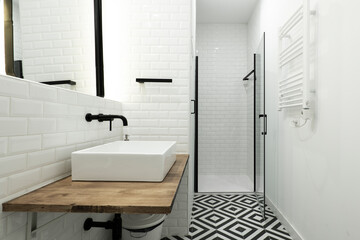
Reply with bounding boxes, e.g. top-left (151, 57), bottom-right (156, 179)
top-left (2, 154), bottom-right (189, 214)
